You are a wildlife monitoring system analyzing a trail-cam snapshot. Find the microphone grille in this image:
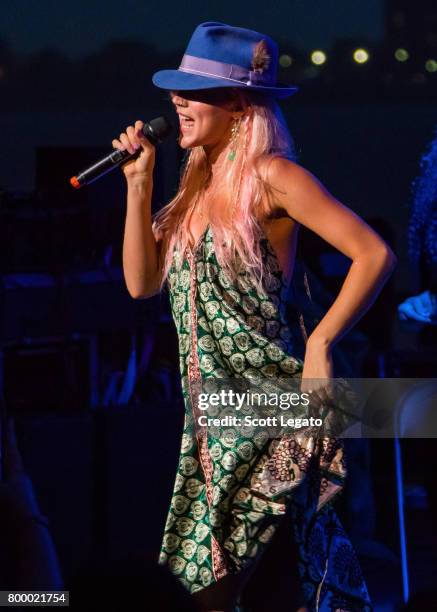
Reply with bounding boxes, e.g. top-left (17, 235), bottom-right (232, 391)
top-left (148, 116), bottom-right (173, 143)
